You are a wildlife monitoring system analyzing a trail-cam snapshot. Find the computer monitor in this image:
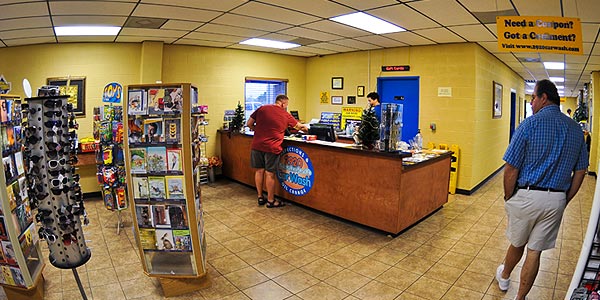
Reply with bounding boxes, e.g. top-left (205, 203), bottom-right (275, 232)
top-left (290, 110), bottom-right (299, 120)
top-left (309, 123), bottom-right (336, 142)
